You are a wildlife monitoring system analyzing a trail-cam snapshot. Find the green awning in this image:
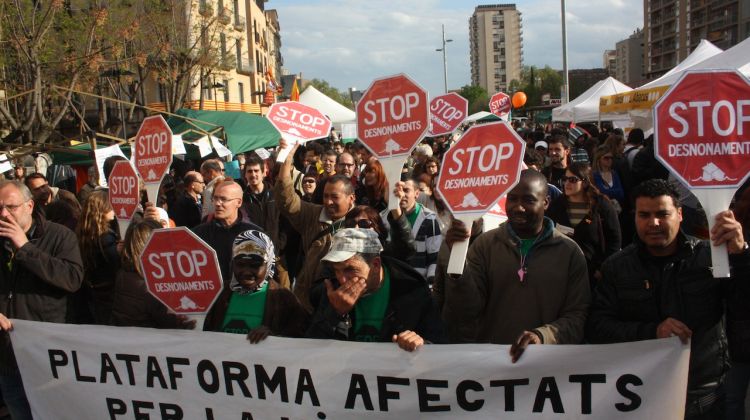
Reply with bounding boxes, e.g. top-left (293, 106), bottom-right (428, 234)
top-left (51, 143), bottom-right (132, 166)
top-left (167, 109), bottom-right (280, 155)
